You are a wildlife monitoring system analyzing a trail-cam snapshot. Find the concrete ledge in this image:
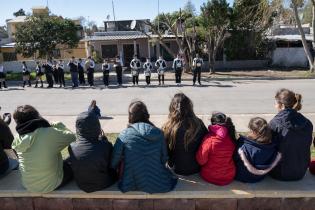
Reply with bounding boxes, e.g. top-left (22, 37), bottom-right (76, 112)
top-left (1, 171), bottom-right (315, 210)
top-left (1, 171), bottom-right (315, 199)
